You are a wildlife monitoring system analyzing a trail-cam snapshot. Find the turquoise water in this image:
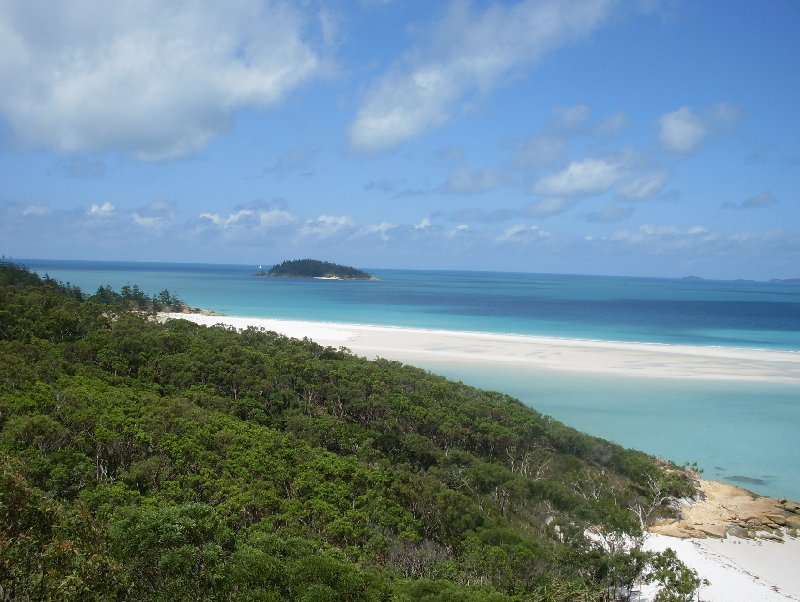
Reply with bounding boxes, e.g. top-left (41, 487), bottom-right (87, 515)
top-left (22, 259), bottom-right (800, 350)
top-left (20, 259), bottom-right (800, 499)
top-left (410, 360), bottom-right (800, 500)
